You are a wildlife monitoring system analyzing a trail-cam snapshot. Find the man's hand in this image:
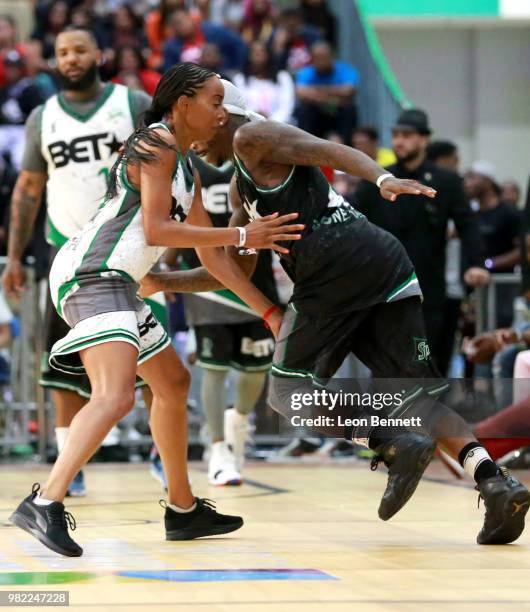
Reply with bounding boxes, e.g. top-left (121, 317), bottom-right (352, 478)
top-left (380, 177), bottom-right (437, 202)
top-left (245, 212), bottom-right (304, 254)
top-left (494, 328), bottom-right (519, 348)
top-left (2, 260), bottom-right (27, 301)
top-left (462, 333), bottom-right (499, 364)
top-left (139, 272), bottom-right (163, 299)
top-left (464, 267), bottom-right (490, 287)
